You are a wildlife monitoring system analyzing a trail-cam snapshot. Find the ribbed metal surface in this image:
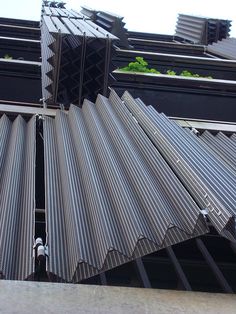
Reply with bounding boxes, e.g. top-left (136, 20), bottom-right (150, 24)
top-left (122, 91), bottom-right (236, 241)
top-left (175, 14), bottom-right (231, 45)
top-left (198, 131), bottom-right (236, 171)
top-left (207, 38), bottom-right (236, 59)
top-left (0, 114), bottom-right (35, 280)
top-left (41, 9), bottom-right (117, 106)
top-left (175, 14), bottom-right (206, 44)
top-left (44, 90), bottom-right (208, 282)
top-left (80, 6), bottom-right (130, 48)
